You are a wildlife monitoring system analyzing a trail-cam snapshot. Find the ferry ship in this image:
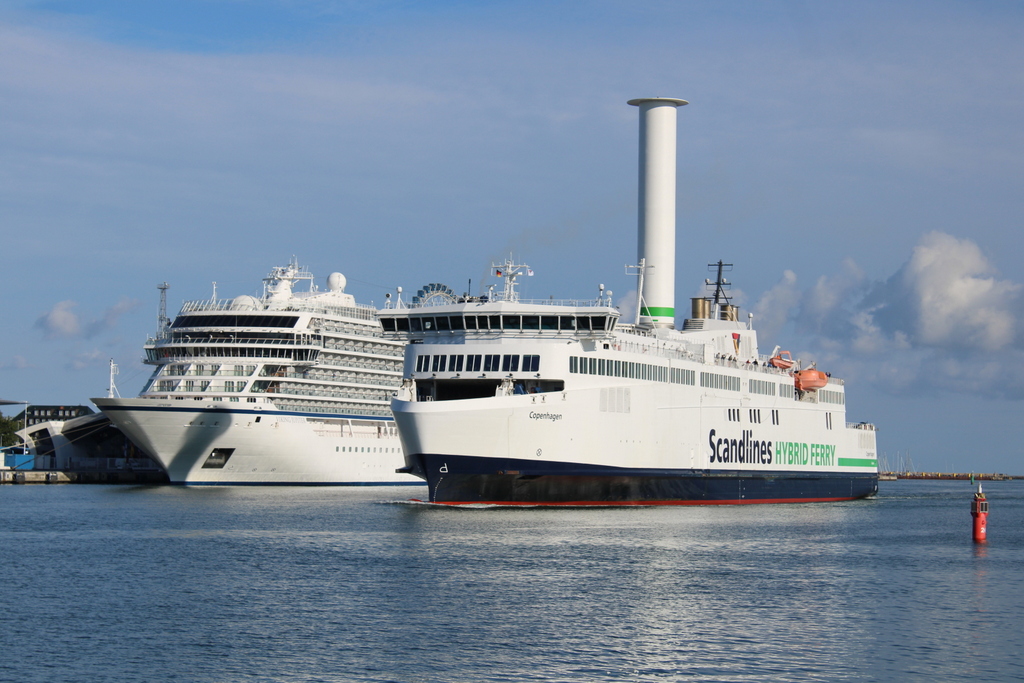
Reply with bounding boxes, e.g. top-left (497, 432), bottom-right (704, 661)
top-left (94, 262), bottom-right (420, 486)
top-left (378, 97), bottom-right (878, 505)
